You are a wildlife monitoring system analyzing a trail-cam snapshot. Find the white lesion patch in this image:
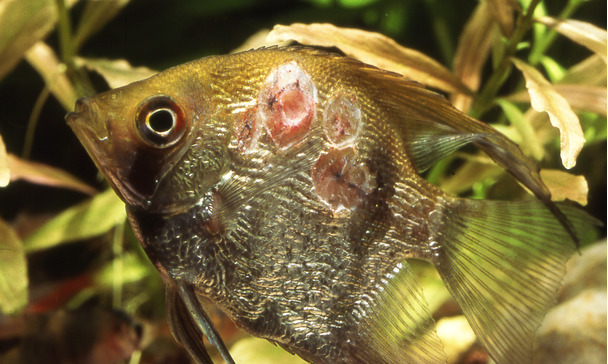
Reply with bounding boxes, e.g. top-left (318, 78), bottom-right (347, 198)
top-left (257, 61), bottom-right (318, 147)
top-left (311, 147), bottom-right (376, 212)
top-left (322, 92), bottom-right (361, 147)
